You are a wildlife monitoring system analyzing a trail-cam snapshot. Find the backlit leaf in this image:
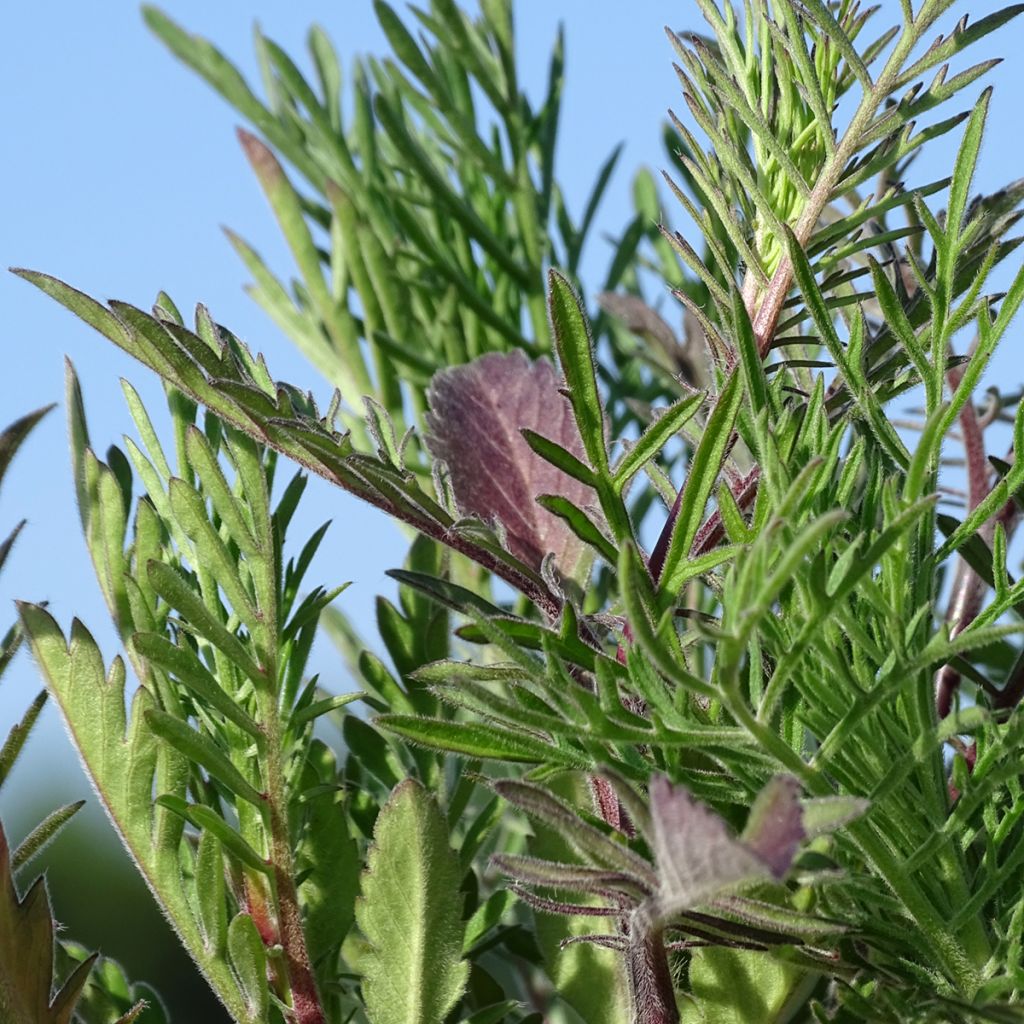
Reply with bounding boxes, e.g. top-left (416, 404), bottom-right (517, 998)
top-left (425, 350), bottom-right (595, 577)
top-left (356, 779), bottom-right (469, 1024)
